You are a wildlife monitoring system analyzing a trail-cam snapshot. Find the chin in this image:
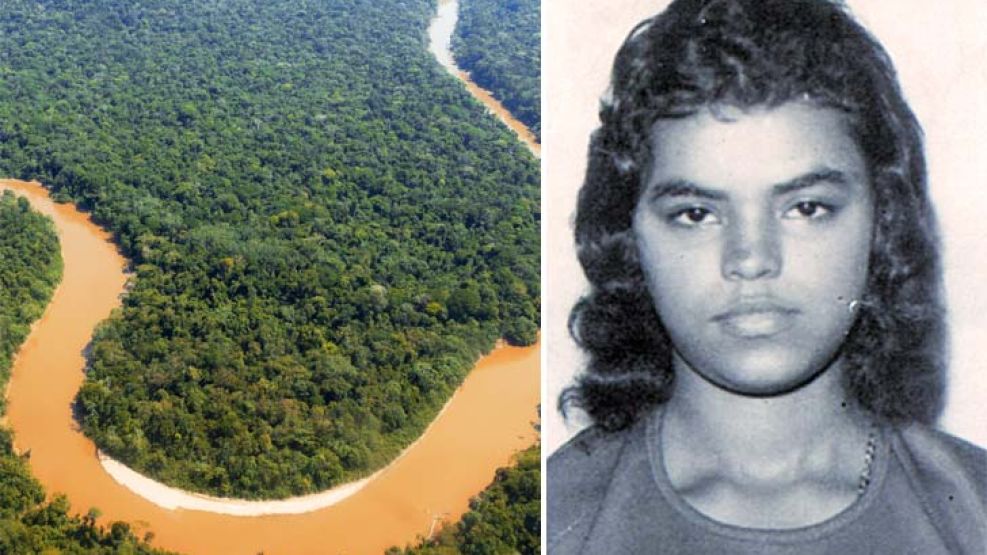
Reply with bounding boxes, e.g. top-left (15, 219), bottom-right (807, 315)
top-left (701, 349), bottom-right (829, 397)
top-left (716, 374), bottom-right (809, 397)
